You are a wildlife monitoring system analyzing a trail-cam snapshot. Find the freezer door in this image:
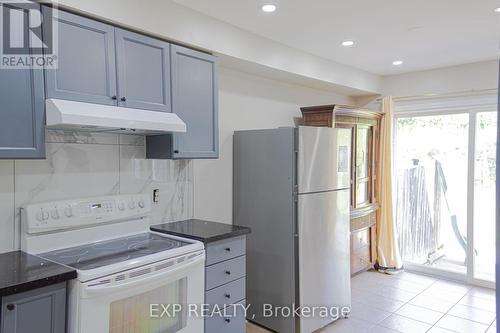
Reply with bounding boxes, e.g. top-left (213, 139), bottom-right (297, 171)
top-left (298, 126), bottom-right (351, 193)
top-left (298, 189), bottom-right (351, 333)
